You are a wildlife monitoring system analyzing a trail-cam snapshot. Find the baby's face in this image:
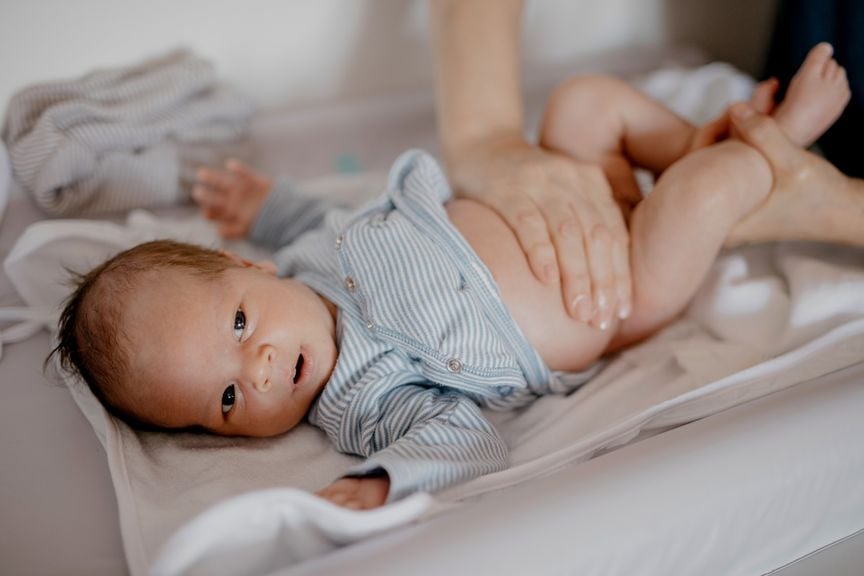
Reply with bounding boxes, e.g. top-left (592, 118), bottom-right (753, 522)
top-left (121, 264), bottom-right (338, 437)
